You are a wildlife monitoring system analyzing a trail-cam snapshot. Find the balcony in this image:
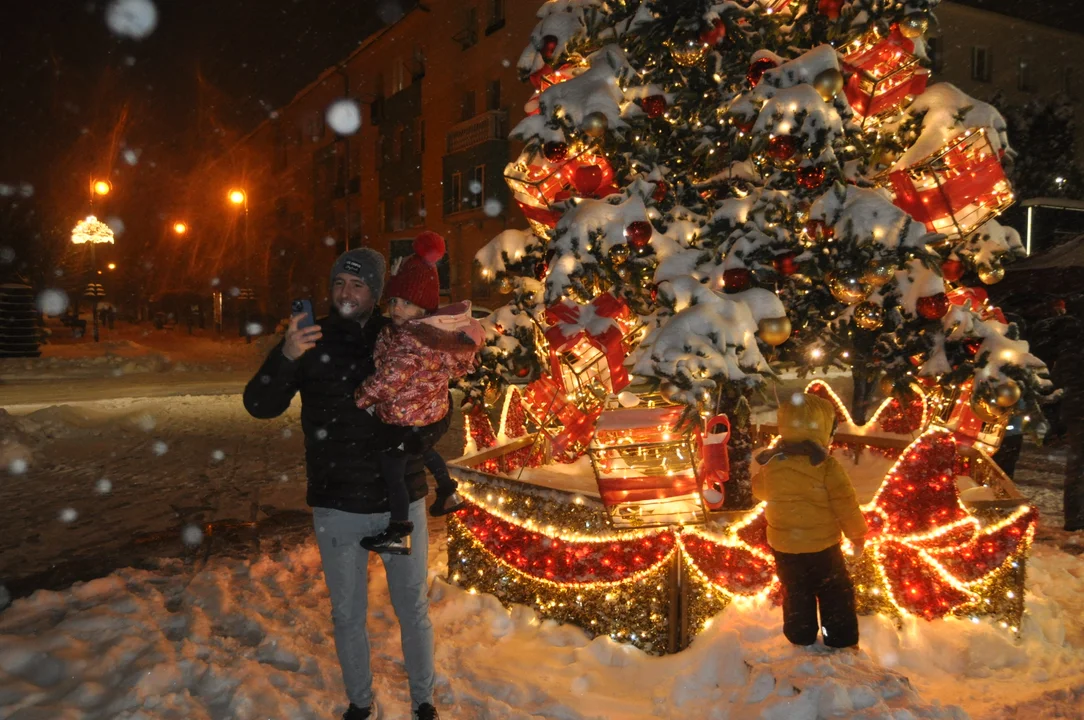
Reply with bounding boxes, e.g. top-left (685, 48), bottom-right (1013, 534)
top-left (446, 111), bottom-right (507, 155)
